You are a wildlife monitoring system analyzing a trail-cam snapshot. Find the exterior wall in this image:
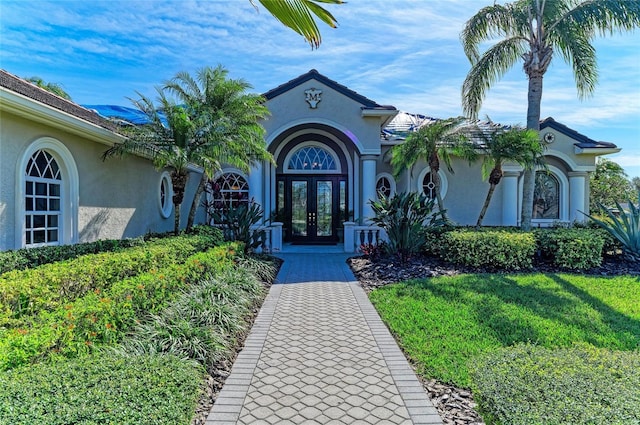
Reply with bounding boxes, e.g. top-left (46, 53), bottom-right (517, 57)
top-left (0, 110), bottom-right (203, 250)
top-left (262, 78), bottom-right (383, 155)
